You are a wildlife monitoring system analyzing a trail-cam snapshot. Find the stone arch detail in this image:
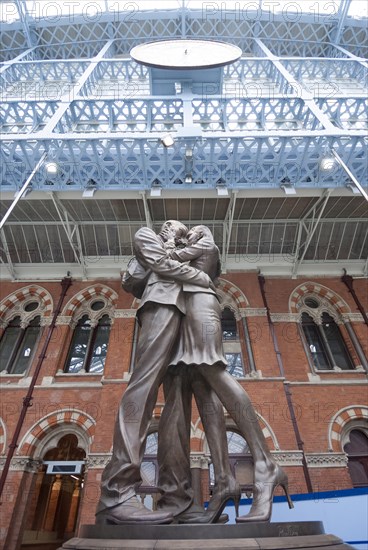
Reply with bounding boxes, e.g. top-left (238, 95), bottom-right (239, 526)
top-left (289, 282), bottom-right (350, 315)
top-left (217, 279), bottom-right (249, 321)
top-left (257, 414), bottom-right (279, 450)
top-left (0, 417), bottom-right (6, 454)
top-left (61, 285), bottom-right (118, 317)
top-left (0, 285), bottom-right (53, 325)
top-left (17, 409), bottom-right (96, 457)
top-left (328, 405), bottom-right (368, 451)
top-left (200, 412), bottom-right (278, 453)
